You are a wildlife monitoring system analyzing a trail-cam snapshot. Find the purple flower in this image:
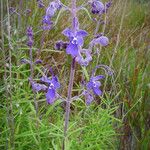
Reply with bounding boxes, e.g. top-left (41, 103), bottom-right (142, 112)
top-left (91, 0), bottom-right (104, 14)
top-left (26, 27), bottom-right (33, 47)
top-left (41, 75), bottom-right (60, 104)
top-left (27, 27), bottom-right (33, 37)
top-left (76, 49), bottom-right (92, 66)
top-left (62, 28), bottom-right (88, 57)
top-left (42, 0), bottom-right (62, 30)
top-left (29, 68), bottom-right (60, 104)
top-left (106, 1), bottom-right (112, 9)
top-left (94, 36), bottom-right (109, 46)
top-left (42, 15), bottom-right (53, 30)
top-left (37, 0), bottom-right (45, 8)
top-left (102, 0), bottom-right (112, 13)
top-left (87, 75), bottom-right (105, 96)
top-left (46, 0), bottom-right (62, 18)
